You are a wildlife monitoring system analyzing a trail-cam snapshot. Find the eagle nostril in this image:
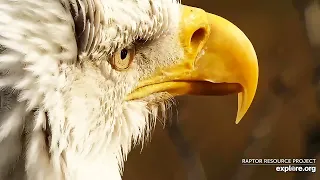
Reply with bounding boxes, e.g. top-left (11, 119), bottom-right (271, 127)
top-left (190, 27), bottom-right (206, 49)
